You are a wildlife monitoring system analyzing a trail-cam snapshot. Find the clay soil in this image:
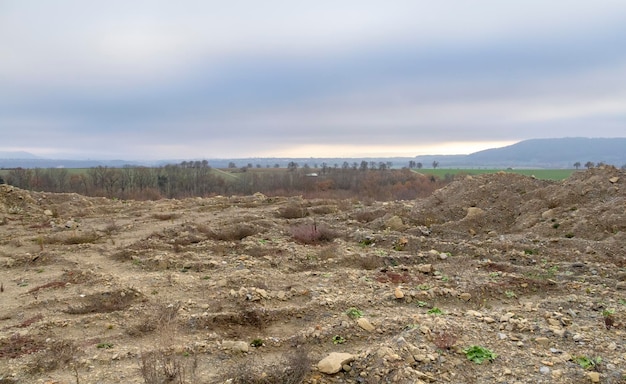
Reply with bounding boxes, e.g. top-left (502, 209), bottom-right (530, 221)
top-left (0, 167), bottom-right (625, 383)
